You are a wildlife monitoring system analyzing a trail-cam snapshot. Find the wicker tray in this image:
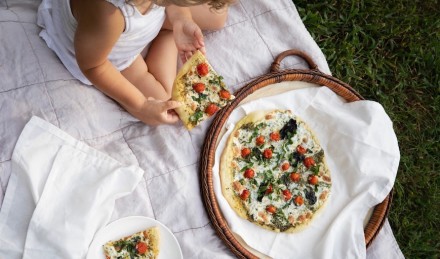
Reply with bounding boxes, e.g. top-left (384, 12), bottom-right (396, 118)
top-left (200, 50), bottom-right (393, 258)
